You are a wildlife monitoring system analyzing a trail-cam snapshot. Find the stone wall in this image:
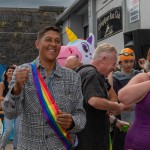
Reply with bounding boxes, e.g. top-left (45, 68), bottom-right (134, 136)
top-left (0, 6), bottom-right (64, 66)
